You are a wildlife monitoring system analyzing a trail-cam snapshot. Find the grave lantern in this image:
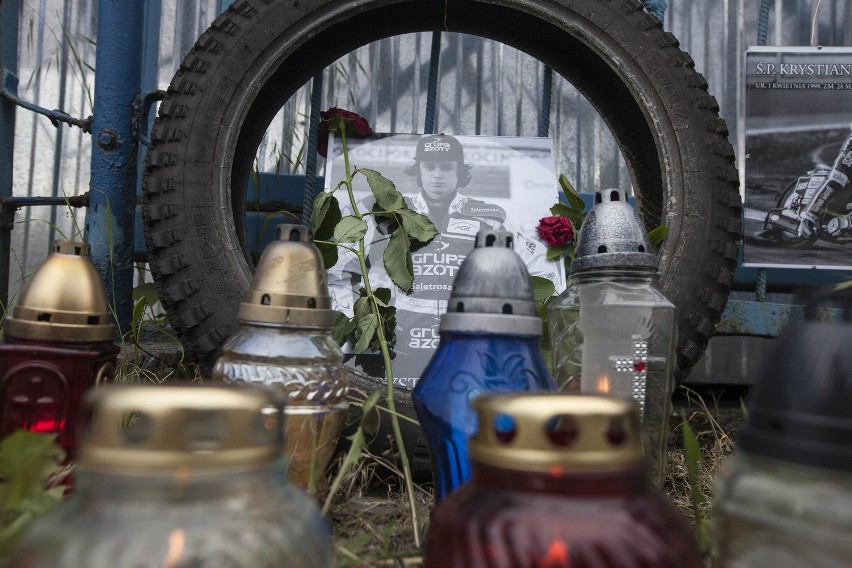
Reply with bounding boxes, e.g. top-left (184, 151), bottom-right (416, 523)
top-left (412, 229), bottom-right (556, 504)
top-left (212, 224), bottom-right (350, 496)
top-left (425, 393), bottom-right (702, 568)
top-left (715, 311), bottom-right (852, 566)
top-left (8, 384), bottom-right (332, 567)
top-left (548, 189), bottom-right (676, 487)
top-left (0, 240), bottom-right (119, 457)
